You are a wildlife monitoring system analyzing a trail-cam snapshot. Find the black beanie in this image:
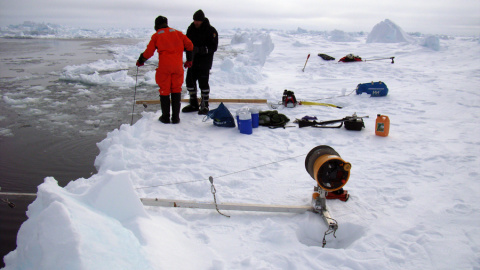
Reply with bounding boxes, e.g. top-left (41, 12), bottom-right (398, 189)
top-left (193, 10), bottom-right (205, 21)
top-left (155, 16), bottom-right (168, 30)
